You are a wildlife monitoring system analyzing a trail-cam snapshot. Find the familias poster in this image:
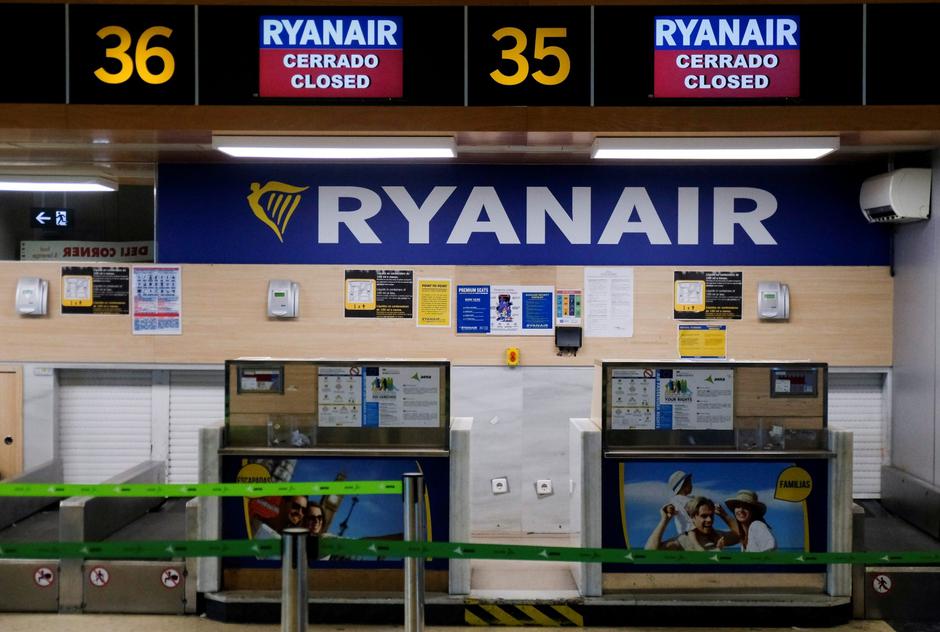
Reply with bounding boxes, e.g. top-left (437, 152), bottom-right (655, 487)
top-left (602, 458), bottom-right (828, 571)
